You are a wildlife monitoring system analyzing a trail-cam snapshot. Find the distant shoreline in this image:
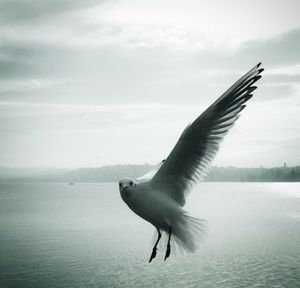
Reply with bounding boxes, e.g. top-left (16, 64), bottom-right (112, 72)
top-left (0, 164), bottom-right (299, 183)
